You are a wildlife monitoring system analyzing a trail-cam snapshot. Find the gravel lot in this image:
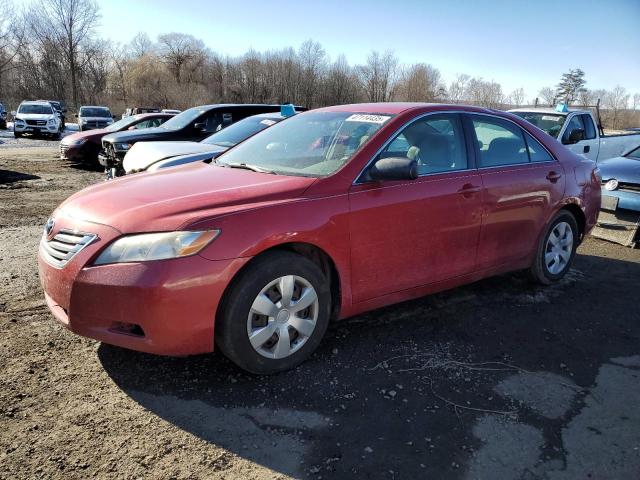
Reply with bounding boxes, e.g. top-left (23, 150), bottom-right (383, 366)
top-left (1, 140), bottom-right (639, 480)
